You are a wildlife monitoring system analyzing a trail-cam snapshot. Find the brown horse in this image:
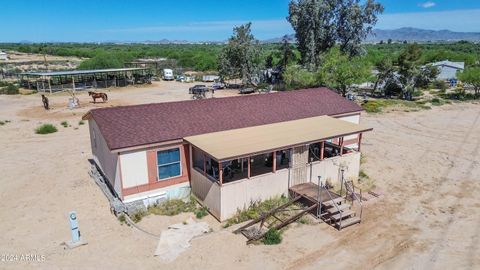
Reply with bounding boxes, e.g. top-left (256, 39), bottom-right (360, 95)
top-left (41, 94), bottom-right (49, 110)
top-left (88, 91), bottom-right (108, 103)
